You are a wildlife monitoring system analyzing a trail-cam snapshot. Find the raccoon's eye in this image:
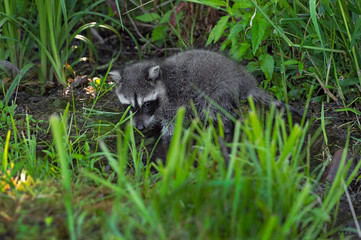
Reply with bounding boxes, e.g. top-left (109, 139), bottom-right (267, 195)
top-left (143, 100), bottom-right (159, 113)
top-left (143, 102), bottom-right (151, 109)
